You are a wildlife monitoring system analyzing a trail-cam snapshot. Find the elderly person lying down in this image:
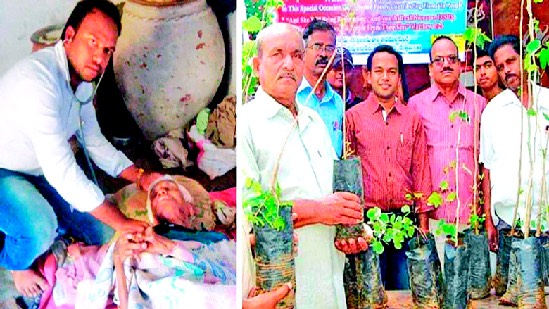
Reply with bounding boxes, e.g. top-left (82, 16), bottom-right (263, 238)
top-left (40, 176), bottom-right (236, 309)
